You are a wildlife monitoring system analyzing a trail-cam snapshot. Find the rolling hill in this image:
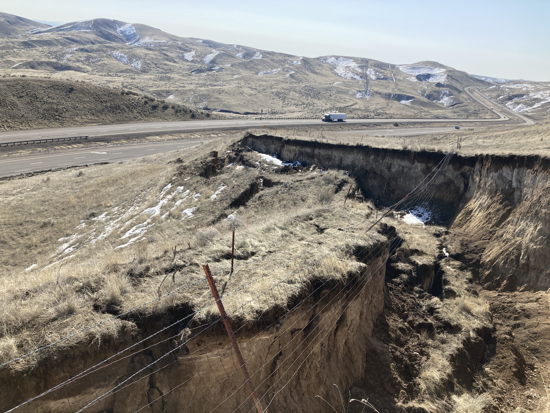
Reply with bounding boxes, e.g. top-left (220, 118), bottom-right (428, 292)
top-left (1, 11), bottom-right (545, 119)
